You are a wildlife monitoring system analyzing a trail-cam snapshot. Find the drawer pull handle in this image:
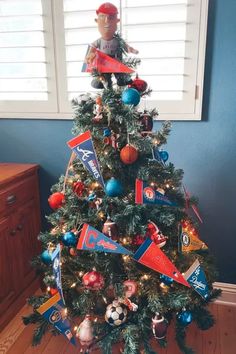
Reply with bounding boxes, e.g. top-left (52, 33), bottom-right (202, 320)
top-left (10, 229), bottom-right (16, 236)
top-left (7, 195), bottom-right (16, 205)
top-left (17, 224), bottom-right (23, 231)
